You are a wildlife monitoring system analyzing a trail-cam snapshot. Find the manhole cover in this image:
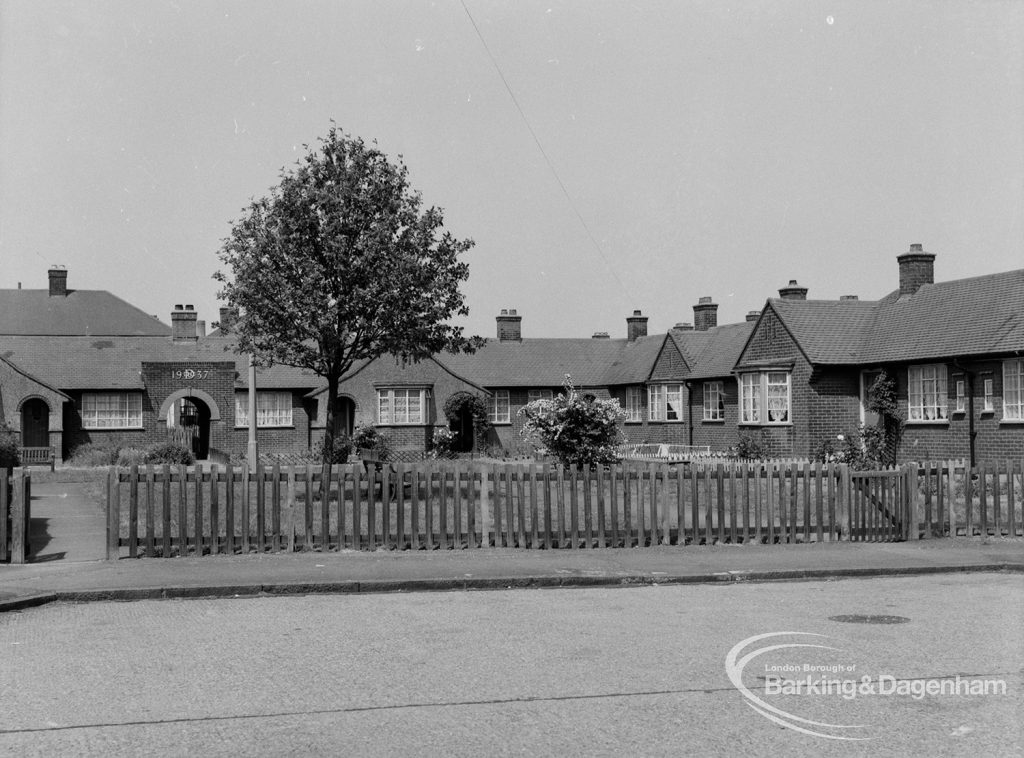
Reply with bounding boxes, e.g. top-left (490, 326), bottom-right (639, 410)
top-left (829, 614), bottom-right (910, 624)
